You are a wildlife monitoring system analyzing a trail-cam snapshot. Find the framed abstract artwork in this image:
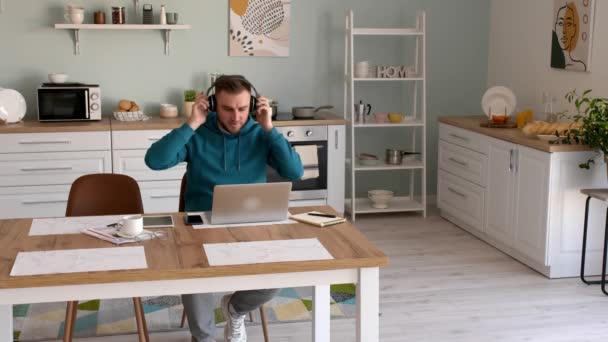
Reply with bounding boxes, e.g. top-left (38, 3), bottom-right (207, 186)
top-left (551, 0), bottom-right (595, 72)
top-left (229, 0), bottom-right (290, 57)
